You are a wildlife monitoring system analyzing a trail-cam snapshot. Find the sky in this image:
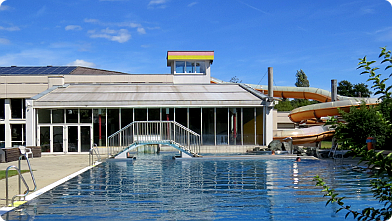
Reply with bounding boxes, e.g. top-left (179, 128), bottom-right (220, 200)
top-left (0, 0), bottom-right (392, 92)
